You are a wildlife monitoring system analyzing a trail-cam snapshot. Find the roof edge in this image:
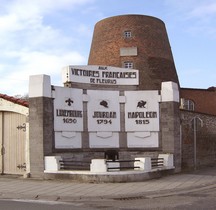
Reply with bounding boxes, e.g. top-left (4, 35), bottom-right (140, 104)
top-left (0, 94), bottom-right (29, 107)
